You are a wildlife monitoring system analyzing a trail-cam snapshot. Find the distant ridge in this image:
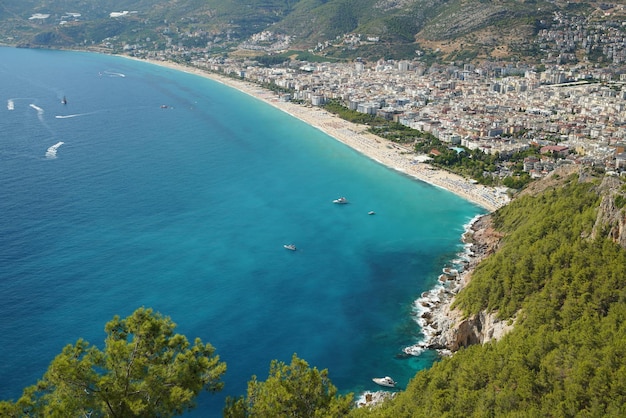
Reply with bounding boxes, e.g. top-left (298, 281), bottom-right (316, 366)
top-left (0, 0), bottom-right (621, 63)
